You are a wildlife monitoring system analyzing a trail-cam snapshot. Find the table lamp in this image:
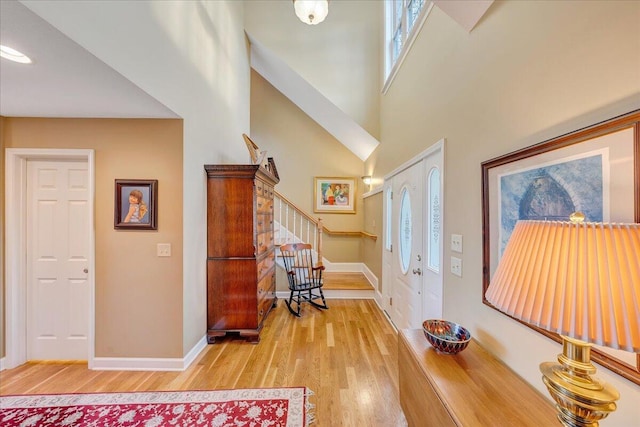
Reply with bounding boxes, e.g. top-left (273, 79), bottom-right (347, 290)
top-left (485, 216), bottom-right (640, 427)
